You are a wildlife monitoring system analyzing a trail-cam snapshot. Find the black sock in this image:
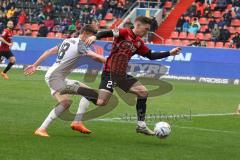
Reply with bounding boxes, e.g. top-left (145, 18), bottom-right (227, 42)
top-left (3, 62), bottom-right (14, 73)
top-left (136, 97), bottom-right (147, 121)
top-left (77, 87), bottom-right (98, 105)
